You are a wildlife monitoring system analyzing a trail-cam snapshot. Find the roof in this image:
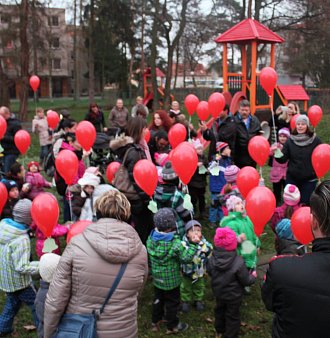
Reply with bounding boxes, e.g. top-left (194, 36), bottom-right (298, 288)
top-left (278, 85), bottom-right (310, 101)
top-left (144, 67), bottom-right (165, 78)
top-left (215, 19), bottom-right (284, 44)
